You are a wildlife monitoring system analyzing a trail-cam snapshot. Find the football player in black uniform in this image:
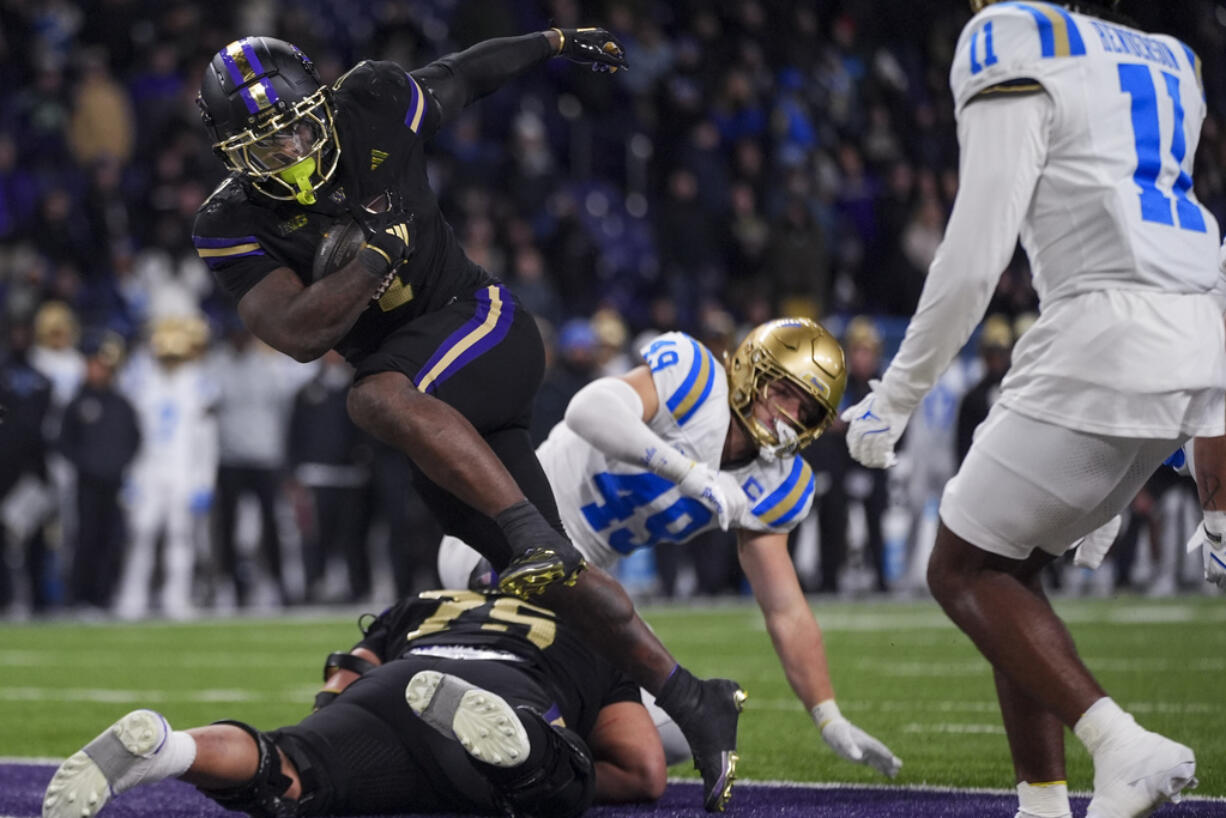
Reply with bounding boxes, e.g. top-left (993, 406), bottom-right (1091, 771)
top-left (190, 33), bottom-right (742, 810)
top-left (43, 589), bottom-right (668, 818)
